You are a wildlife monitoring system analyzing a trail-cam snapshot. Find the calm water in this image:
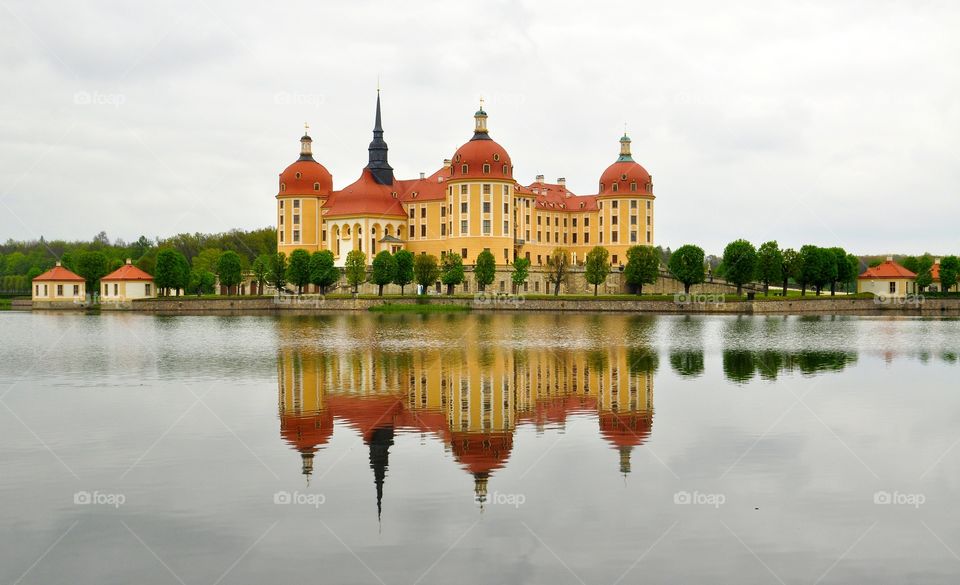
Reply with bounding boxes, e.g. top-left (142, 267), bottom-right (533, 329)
top-left (1, 311), bottom-right (959, 584)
